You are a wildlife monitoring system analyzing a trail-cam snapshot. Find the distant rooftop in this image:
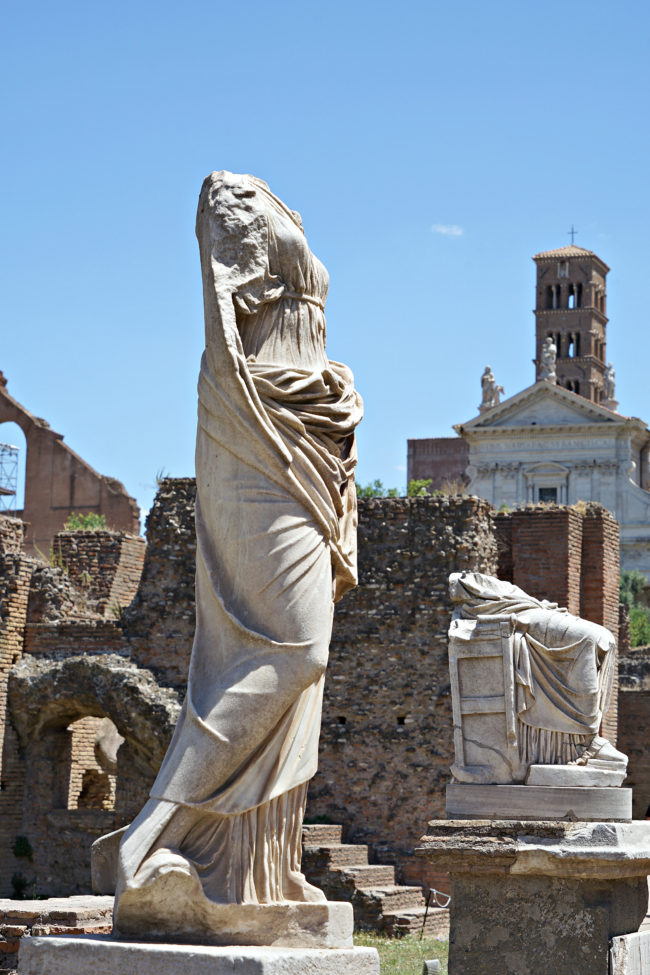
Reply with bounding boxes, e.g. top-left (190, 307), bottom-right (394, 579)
top-left (533, 244), bottom-right (609, 271)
